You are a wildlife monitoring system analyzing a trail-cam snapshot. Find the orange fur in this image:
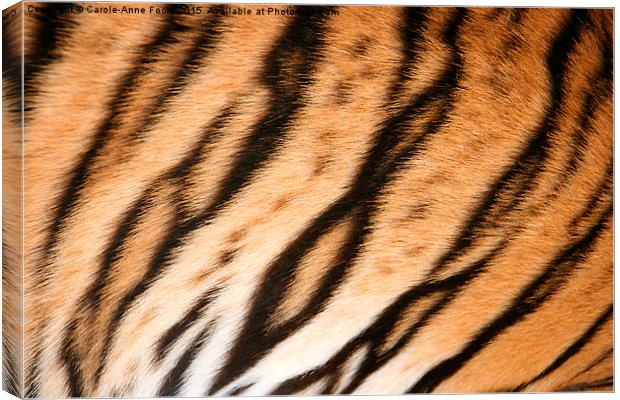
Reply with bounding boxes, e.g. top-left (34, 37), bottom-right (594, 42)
top-left (2, 4), bottom-right (613, 396)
